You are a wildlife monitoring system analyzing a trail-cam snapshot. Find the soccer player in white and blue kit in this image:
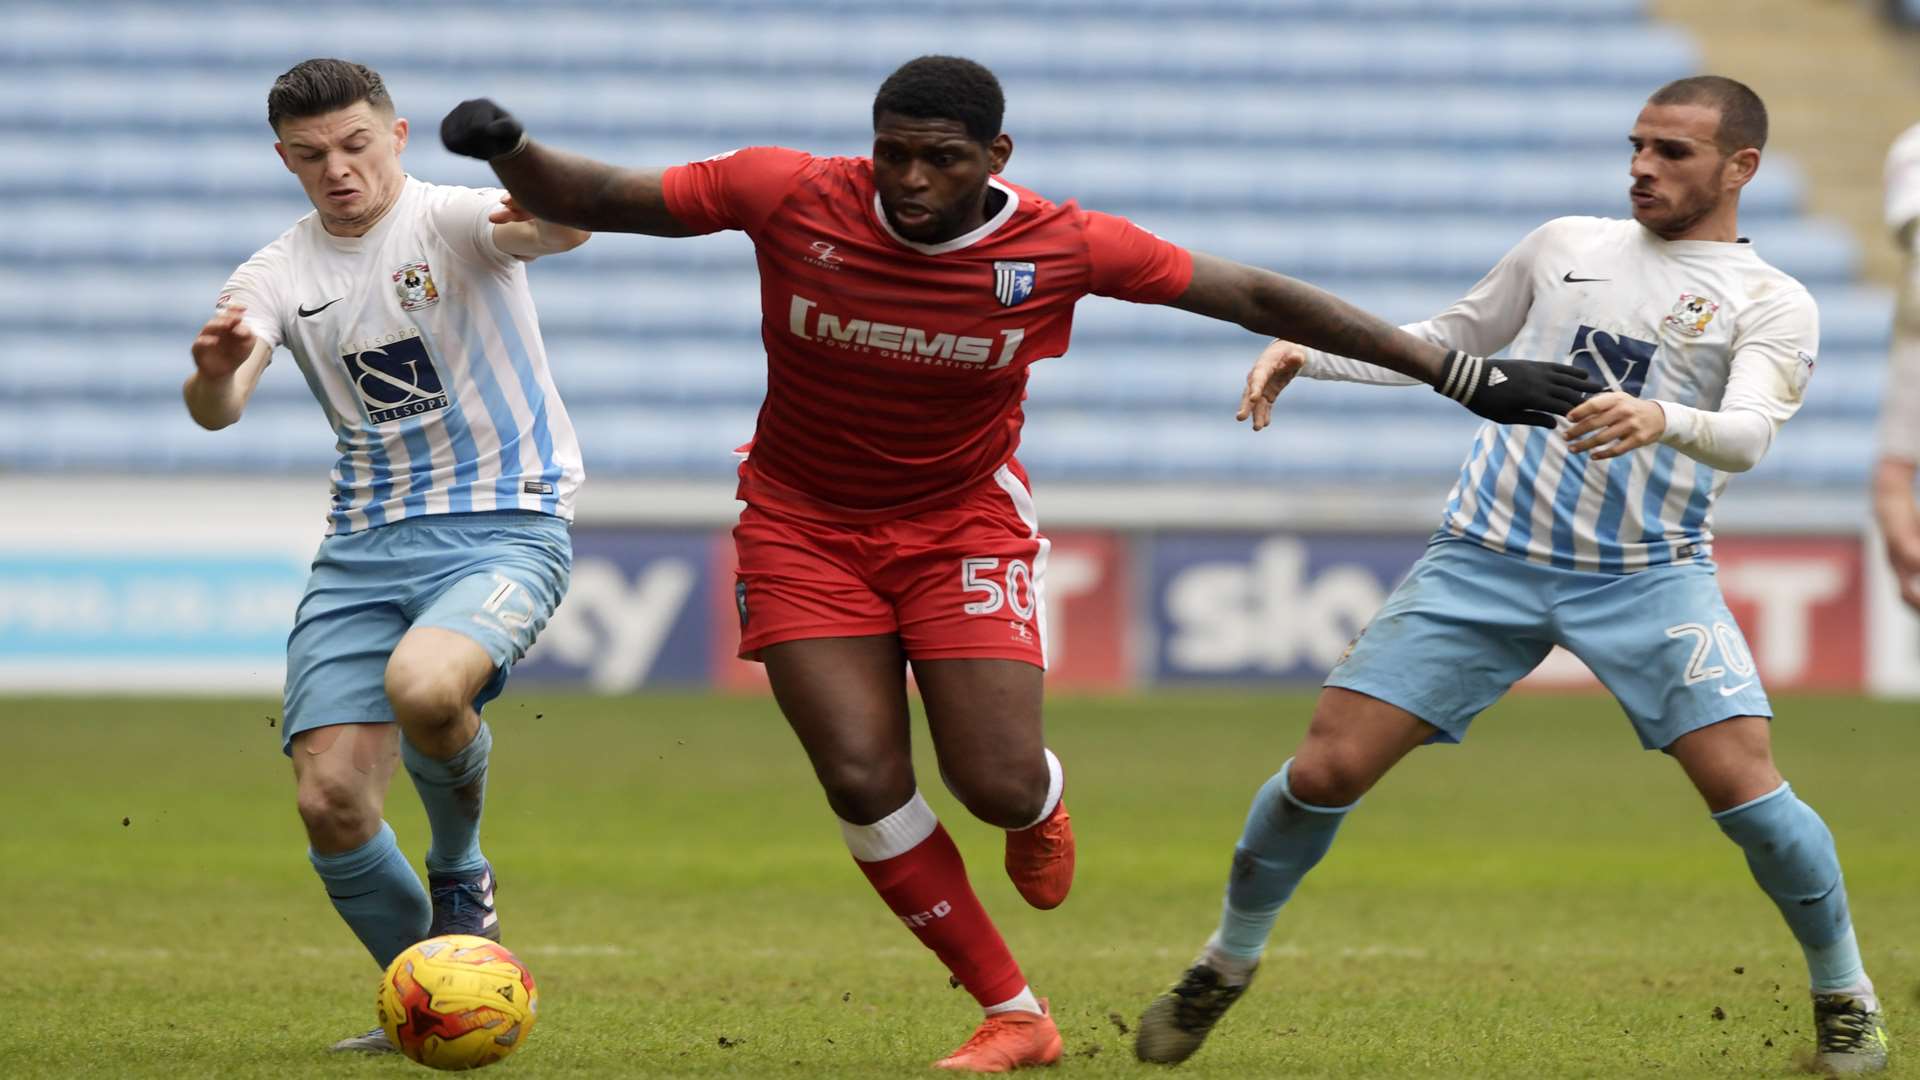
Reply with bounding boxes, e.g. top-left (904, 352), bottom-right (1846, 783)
top-left (1136, 77), bottom-right (1890, 1074)
top-left (1874, 121), bottom-right (1920, 613)
top-left (183, 59), bottom-right (586, 1054)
